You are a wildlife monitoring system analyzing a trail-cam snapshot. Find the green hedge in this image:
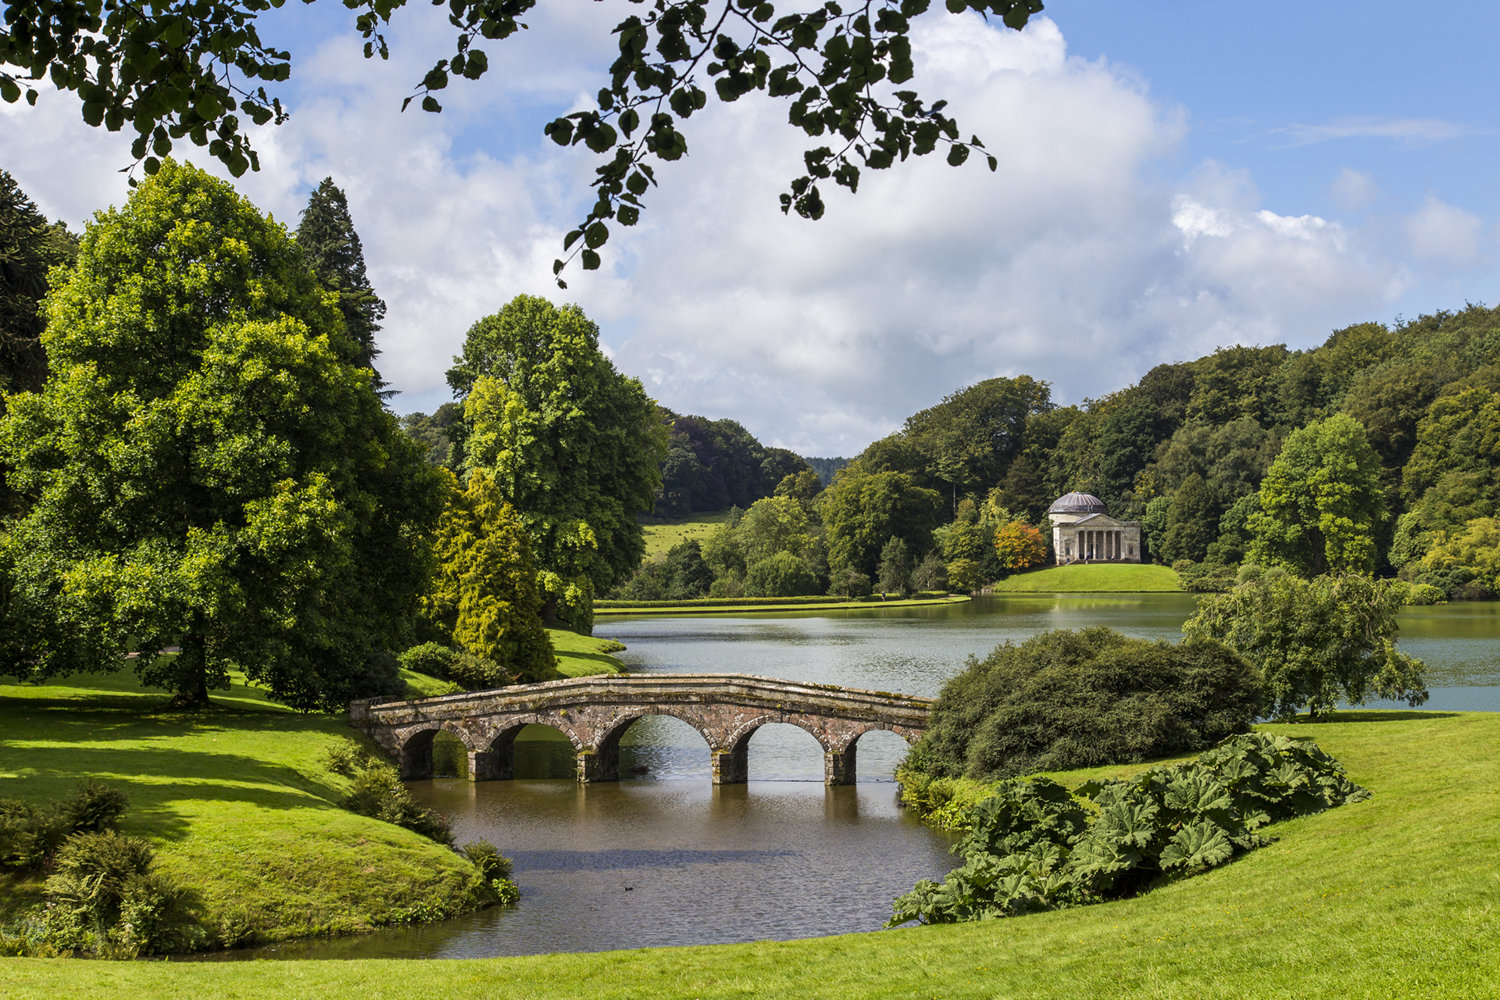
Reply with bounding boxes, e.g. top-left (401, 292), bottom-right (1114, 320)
top-left (596, 591), bottom-right (949, 610)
